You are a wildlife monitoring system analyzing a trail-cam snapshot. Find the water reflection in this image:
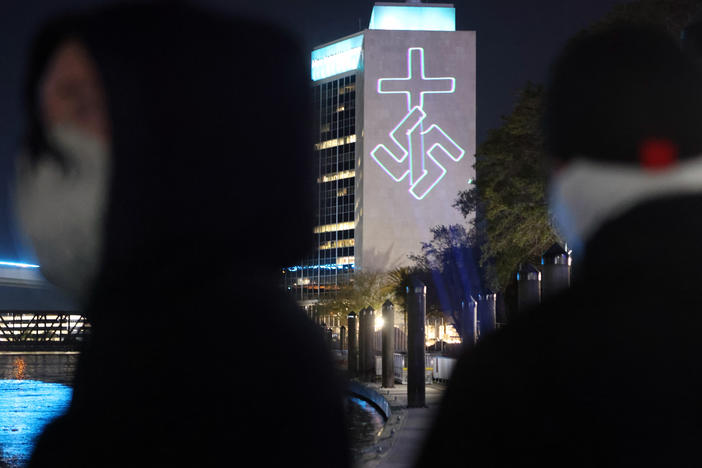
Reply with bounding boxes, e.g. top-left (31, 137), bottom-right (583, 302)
top-left (0, 353), bottom-right (78, 385)
top-left (0, 353), bottom-right (387, 465)
top-left (0, 380), bottom-right (72, 467)
top-left (0, 353), bottom-right (77, 466)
